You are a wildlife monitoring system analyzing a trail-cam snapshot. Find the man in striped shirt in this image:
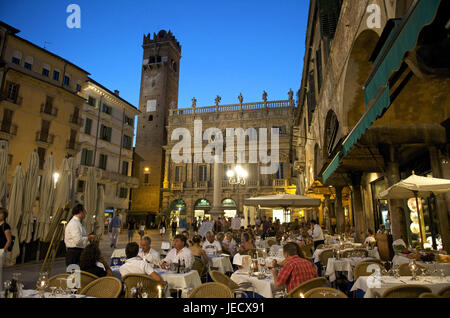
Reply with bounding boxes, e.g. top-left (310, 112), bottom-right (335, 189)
top-left (270, 242), bottom-right (318, 292)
